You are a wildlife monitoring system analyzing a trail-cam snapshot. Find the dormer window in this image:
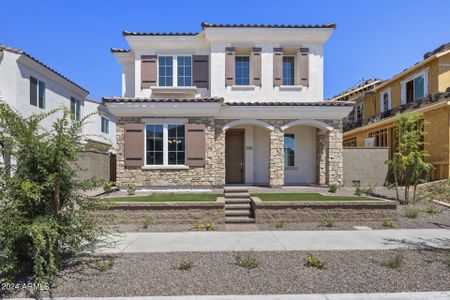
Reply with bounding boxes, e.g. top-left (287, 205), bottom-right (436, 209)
top-left (282, 56), bottom-right (295, 85)
top-left (235, 56), bottom-right (250, 85)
